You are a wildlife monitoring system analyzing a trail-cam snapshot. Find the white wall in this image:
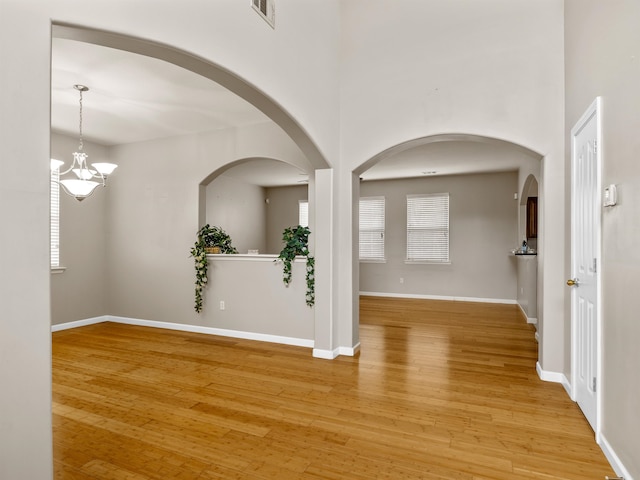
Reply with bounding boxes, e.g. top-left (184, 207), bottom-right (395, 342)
top-left (204, 256), bottom-right (314, 341)
top-left (565, 1), bottom-right (640, 477)
top-left (206, 176), bottom-right (266, 254)
top-left (106, 123), bottom-right (315, 328)
top-left (360, 172), bottom-right (518, 301)
top-left (0, 4), bottom-right (53, 478)
top-left (265, 185), bottom-right (308, 254)
top-left (339, 0), bottom-right (565, 371)
top-left (50, 133), bottom-right (109, 325)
